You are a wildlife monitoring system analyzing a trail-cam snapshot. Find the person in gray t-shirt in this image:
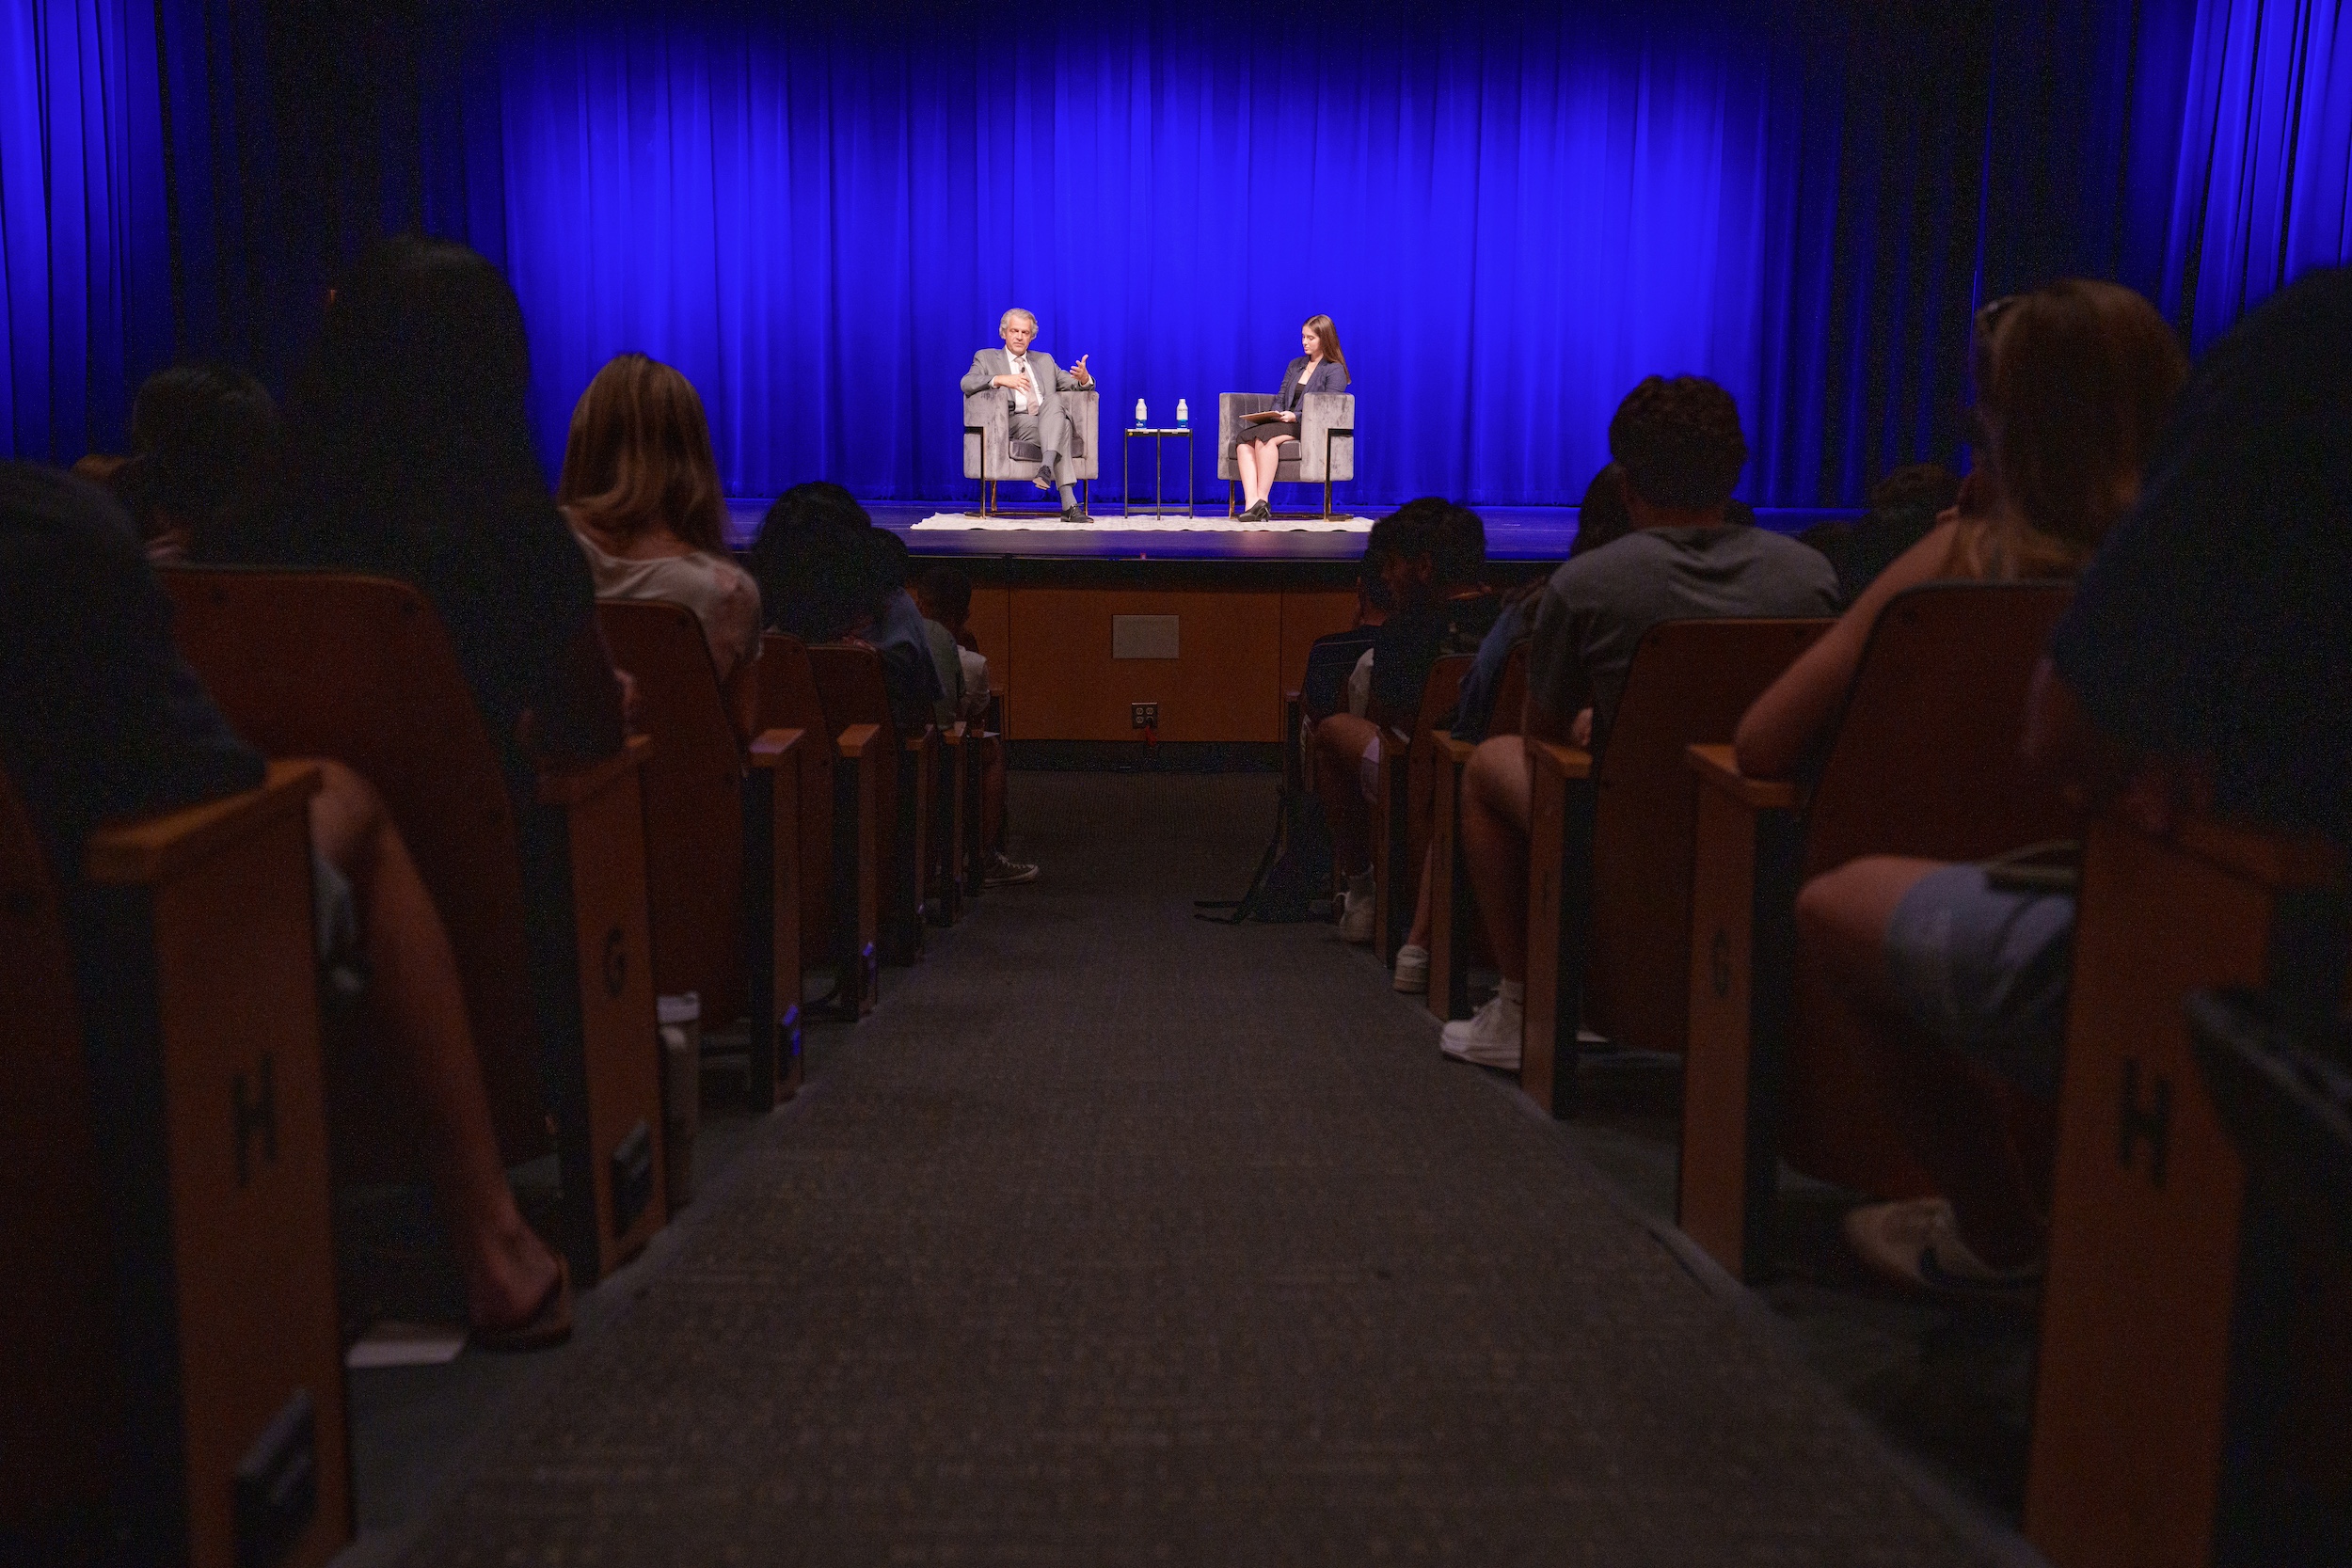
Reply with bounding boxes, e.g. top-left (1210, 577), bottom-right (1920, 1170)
top-left (1526, 520), bottom-right (1838, 752)
top-left (1439, 375), bottom-right (1838, 1070)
